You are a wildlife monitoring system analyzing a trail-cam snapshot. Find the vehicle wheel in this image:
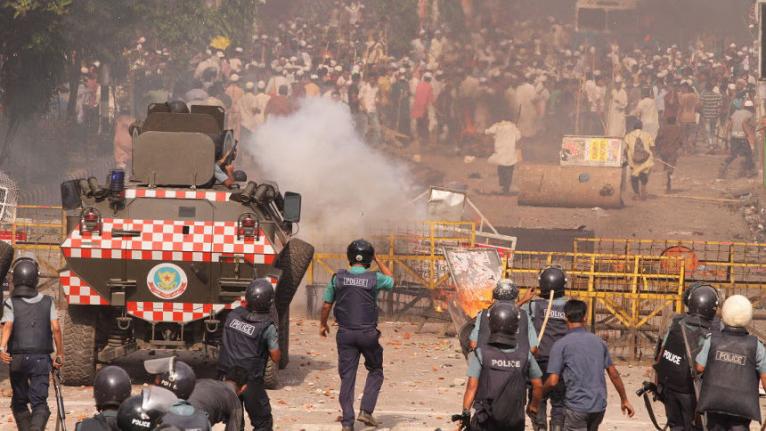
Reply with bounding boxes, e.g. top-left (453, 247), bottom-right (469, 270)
top-left (264, 358), bottom-right (279, 389)
top-left (60, 305), bottom-right (97, 385)
top-left (0, 241), bottom-right (14, 282)
top-left (278, 309), bottom-right (290, 369)
top-left (274, 239), bottom-right (314, 316)
top-left (458, 320), bottom-right (475, 359)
